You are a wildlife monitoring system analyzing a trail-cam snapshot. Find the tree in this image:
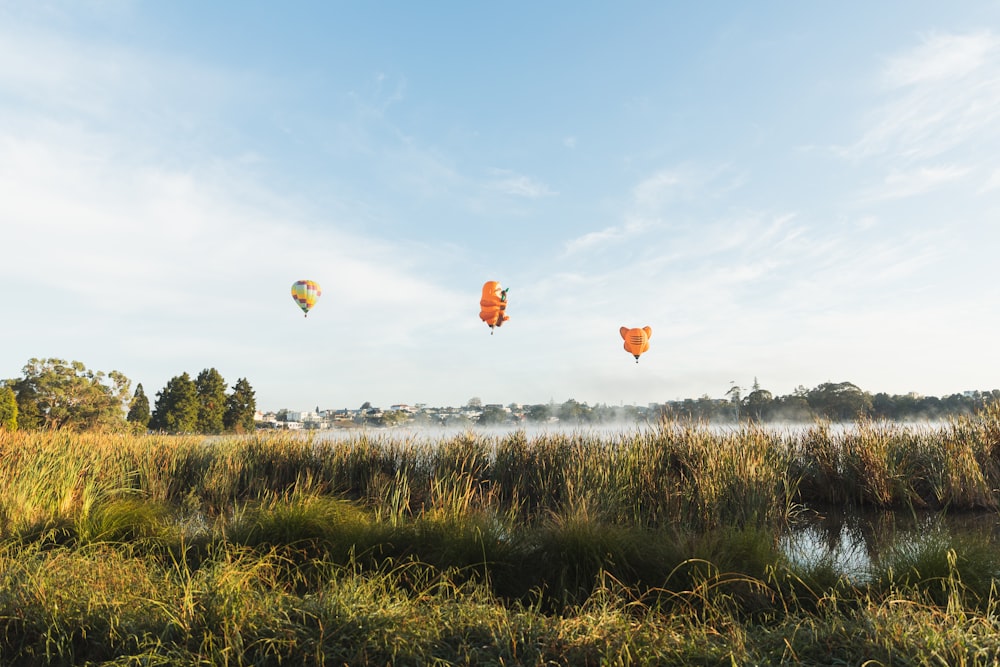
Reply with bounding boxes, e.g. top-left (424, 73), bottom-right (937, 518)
top-left (195, 368), bottom-right (227, 434)
top-left (806, 382), bottom-right (872, 421)
top-left (477, 404), bottom-right (508, 425)
top-left (743, 389), bottom-right (773, 422)
top-left (870, 392), bottom-right (893, 419)
top-left (467, 397), bottom-right (482, 409)
top-left (381, 410), bottom-right (408, 427)
top-left (9, 358), bottom-right (130, 430)
top-left (744, 380), bottom-right (774, 422)
top-left (726, 382), bottom-right (742, 422)
top-left (773, 394), bottom-right (812, 421)
top-left (224, 378), bottom-right (257, 433)
top-left (11, 378), bottom-right (41, 430)
top-left (149, 373), bottom-right (199, 433)
top-left (0, 385), bottom-right (17, 430)
top-left (126, 383), bottom-right (151, 432)
top-left (558, 399), bottom-right (591, 423)
top-left (525, 404), bottom-right (551, 423)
